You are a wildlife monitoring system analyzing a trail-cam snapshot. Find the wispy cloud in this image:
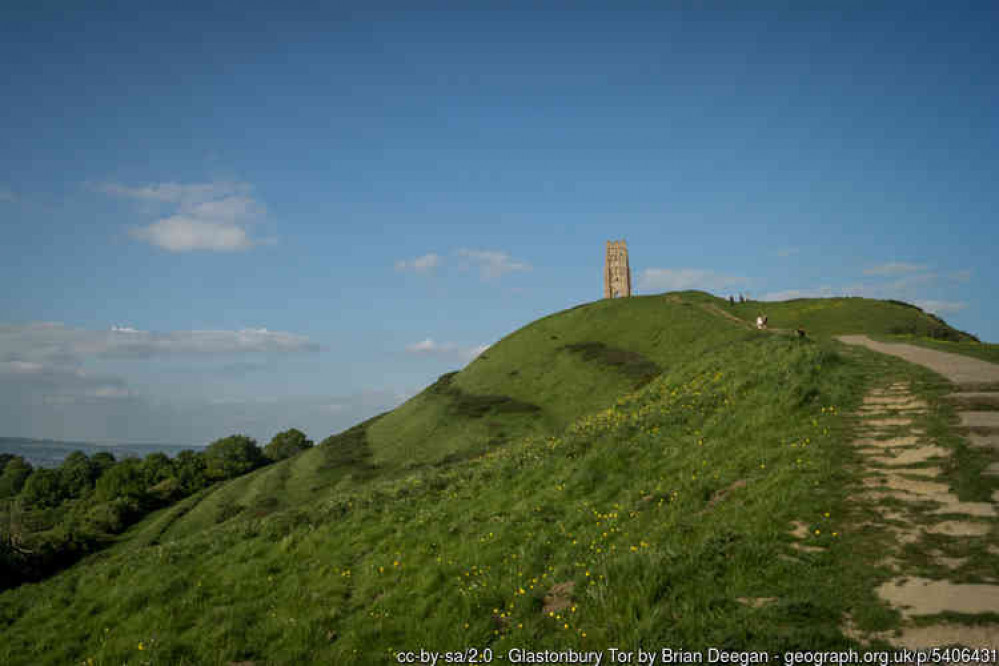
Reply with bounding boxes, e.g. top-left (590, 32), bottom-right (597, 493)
top-left (456, 249), bottom-right (531, 280)
top-left (759, 287), bottom-right (837, 301)
top-left (862, 262), bottom-right (928, 276)
top-left (404, 338), bottom-right (490, 362)
top-left (637, 268), bottom-right (748, 293)
top-left (0, 322), bottom-right (318, 365)
top-left (0, 322), bottom-right (320, 421)
top-left (948, 269), bottom-right (972, 283)
top-left (97, 181), bottom-right (269, 252)
top-left (0, 186), bottom-right (16, 203)
top-left (395, 253), bottom-right (441, 273)
top-left (883, 273), bottom-right (938, 291)
top-left (913, 300), bottom-right (967, 314)
top-left (775, 247), bottom-right (799, 258)
top-left (761, 279), bottom-right (970, 320)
